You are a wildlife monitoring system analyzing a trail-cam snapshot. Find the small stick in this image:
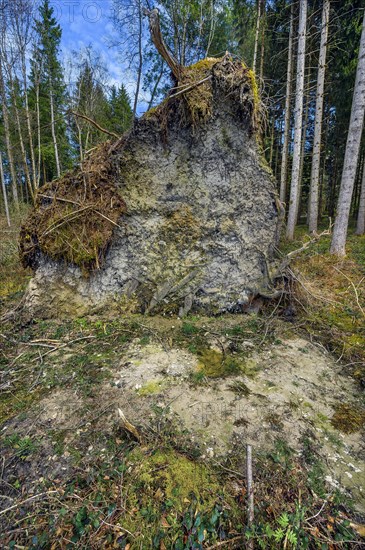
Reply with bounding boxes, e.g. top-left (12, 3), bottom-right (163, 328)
top-left (0, 491), bottom-right (58, 517)
top-left (168, 75), bottom-right (212, 99)
top-left (246, 444), bottom-right (254, 549)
